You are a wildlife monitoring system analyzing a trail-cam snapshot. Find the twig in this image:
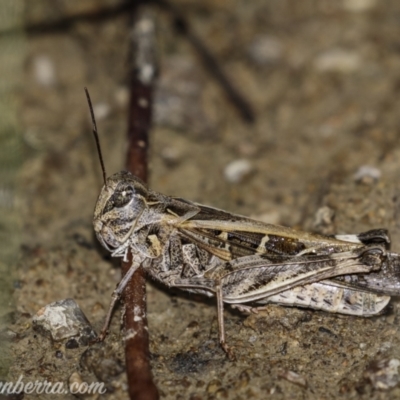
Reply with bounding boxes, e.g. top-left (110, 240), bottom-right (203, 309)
top-left (157, 0), bottom-right (255, 123)
top-left (121, 10), bottom-right (159, 400)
